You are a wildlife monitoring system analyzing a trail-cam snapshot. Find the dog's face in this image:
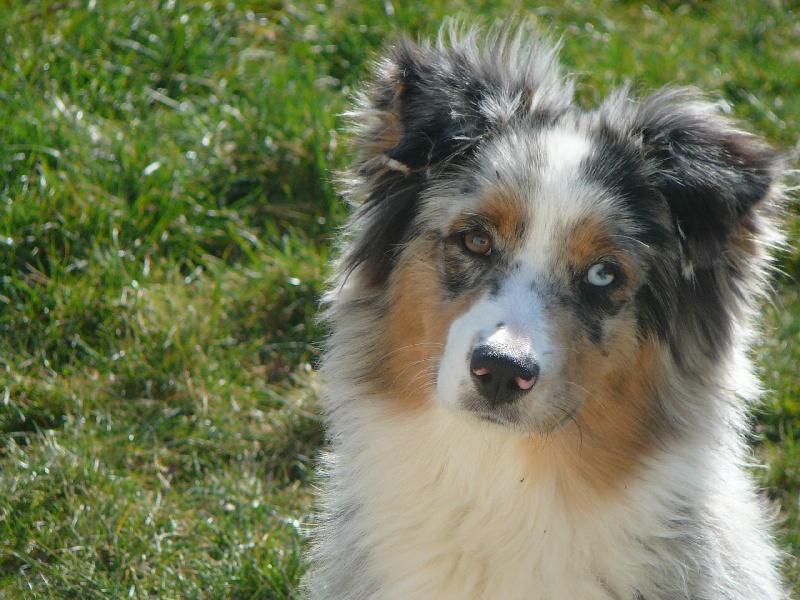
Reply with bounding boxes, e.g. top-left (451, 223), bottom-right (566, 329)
top-left (332, 25), bottom-right (782, 444)
top-left (433, 127), bottom-right (652, 434)
top-left (375, 122), bottom-right (672, 438)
